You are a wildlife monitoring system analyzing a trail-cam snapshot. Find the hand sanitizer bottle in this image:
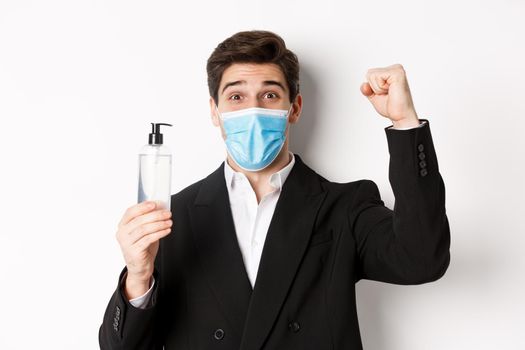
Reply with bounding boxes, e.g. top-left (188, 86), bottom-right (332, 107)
top-left (138, 123), bottom-right (173, 210)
